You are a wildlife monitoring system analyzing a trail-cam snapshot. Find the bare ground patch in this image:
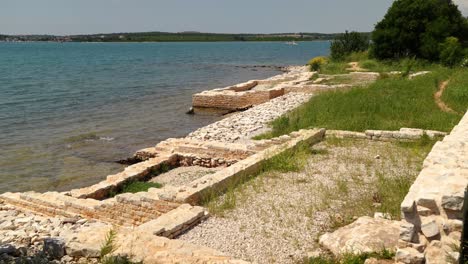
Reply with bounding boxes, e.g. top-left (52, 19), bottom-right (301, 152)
top-left (178, 138), bottom-right (433, 263)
